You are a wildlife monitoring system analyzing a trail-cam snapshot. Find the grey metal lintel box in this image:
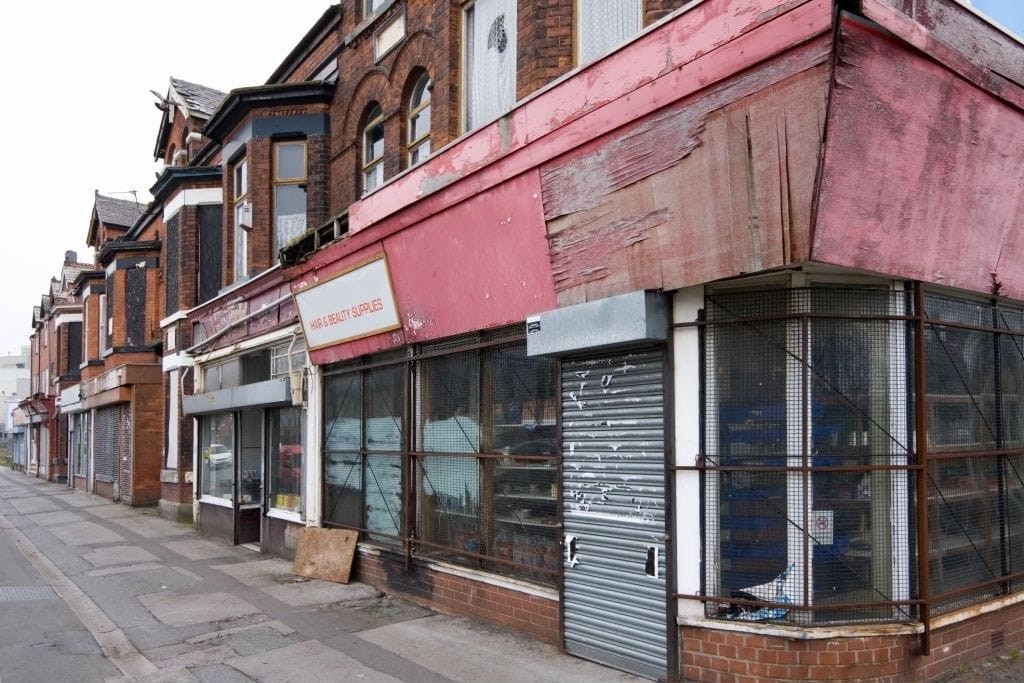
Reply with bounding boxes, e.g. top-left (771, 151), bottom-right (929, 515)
top-left (182, 377), bottom-right (291, 416)
top-left (526, 290), bottom-right (667, 357)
